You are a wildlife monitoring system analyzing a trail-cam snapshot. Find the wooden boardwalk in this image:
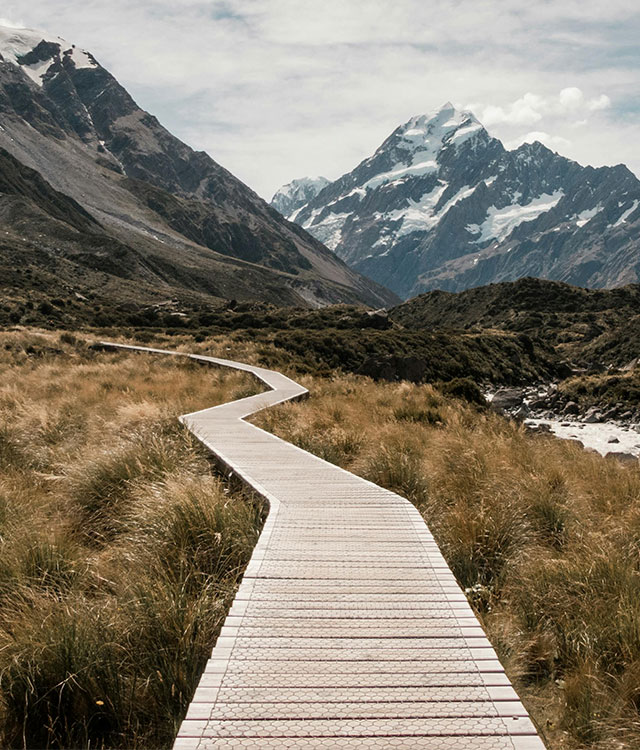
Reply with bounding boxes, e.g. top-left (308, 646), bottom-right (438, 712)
top-left (103, 343), bottom-right (545, 750)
